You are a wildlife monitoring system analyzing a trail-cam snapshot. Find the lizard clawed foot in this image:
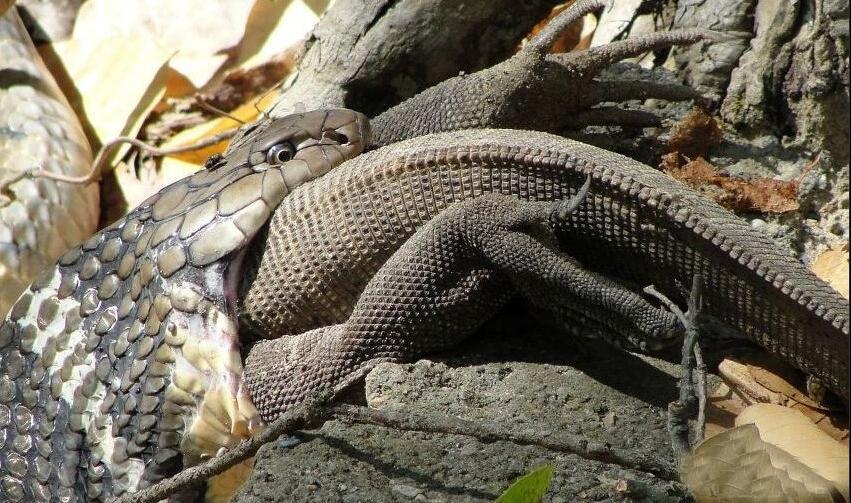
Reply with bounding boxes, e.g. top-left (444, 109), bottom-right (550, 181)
top-left (244, 325), bottom-right (390, 422)
top-left (369, 0), bottom-right (728, 144)
top-left (521, 0), bottom-right (724, 128)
